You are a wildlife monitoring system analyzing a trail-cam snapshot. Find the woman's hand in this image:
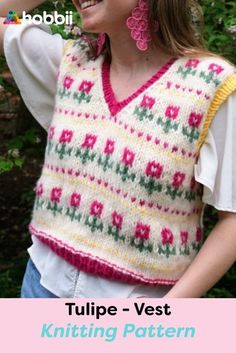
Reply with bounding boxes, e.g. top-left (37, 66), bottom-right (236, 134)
top-left (163, 211), bottom-right (236, 298)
